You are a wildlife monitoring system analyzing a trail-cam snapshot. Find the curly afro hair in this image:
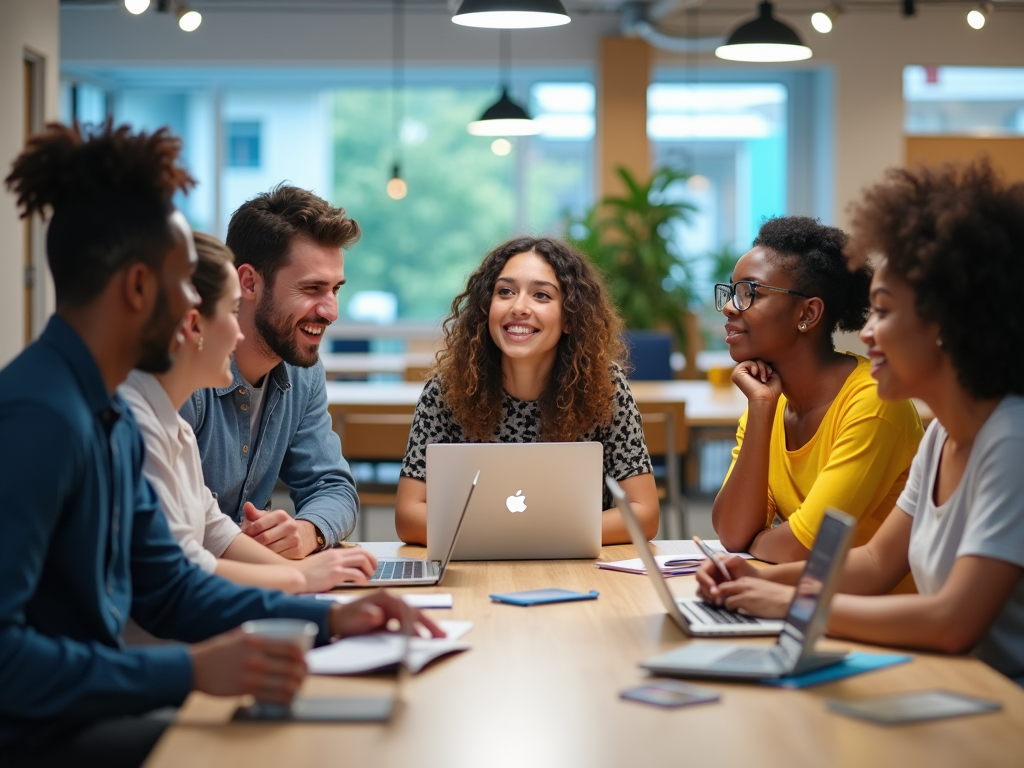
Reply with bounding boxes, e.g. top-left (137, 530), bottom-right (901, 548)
top-left (846, 161), bottom-right (1024, 399)
top-left (752, 216), bottom-right (872, 344)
